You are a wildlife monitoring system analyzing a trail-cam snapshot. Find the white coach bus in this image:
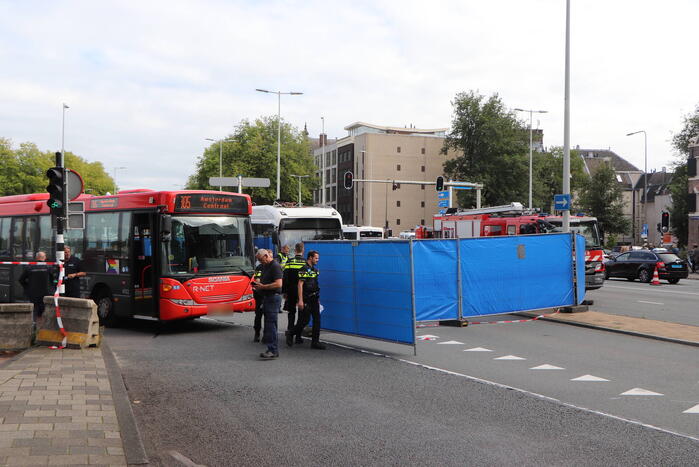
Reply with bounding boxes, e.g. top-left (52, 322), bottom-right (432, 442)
top-left (342, 225), bottom-right (384, 240)
top-left (251, 205), bottom-right (343, 254)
